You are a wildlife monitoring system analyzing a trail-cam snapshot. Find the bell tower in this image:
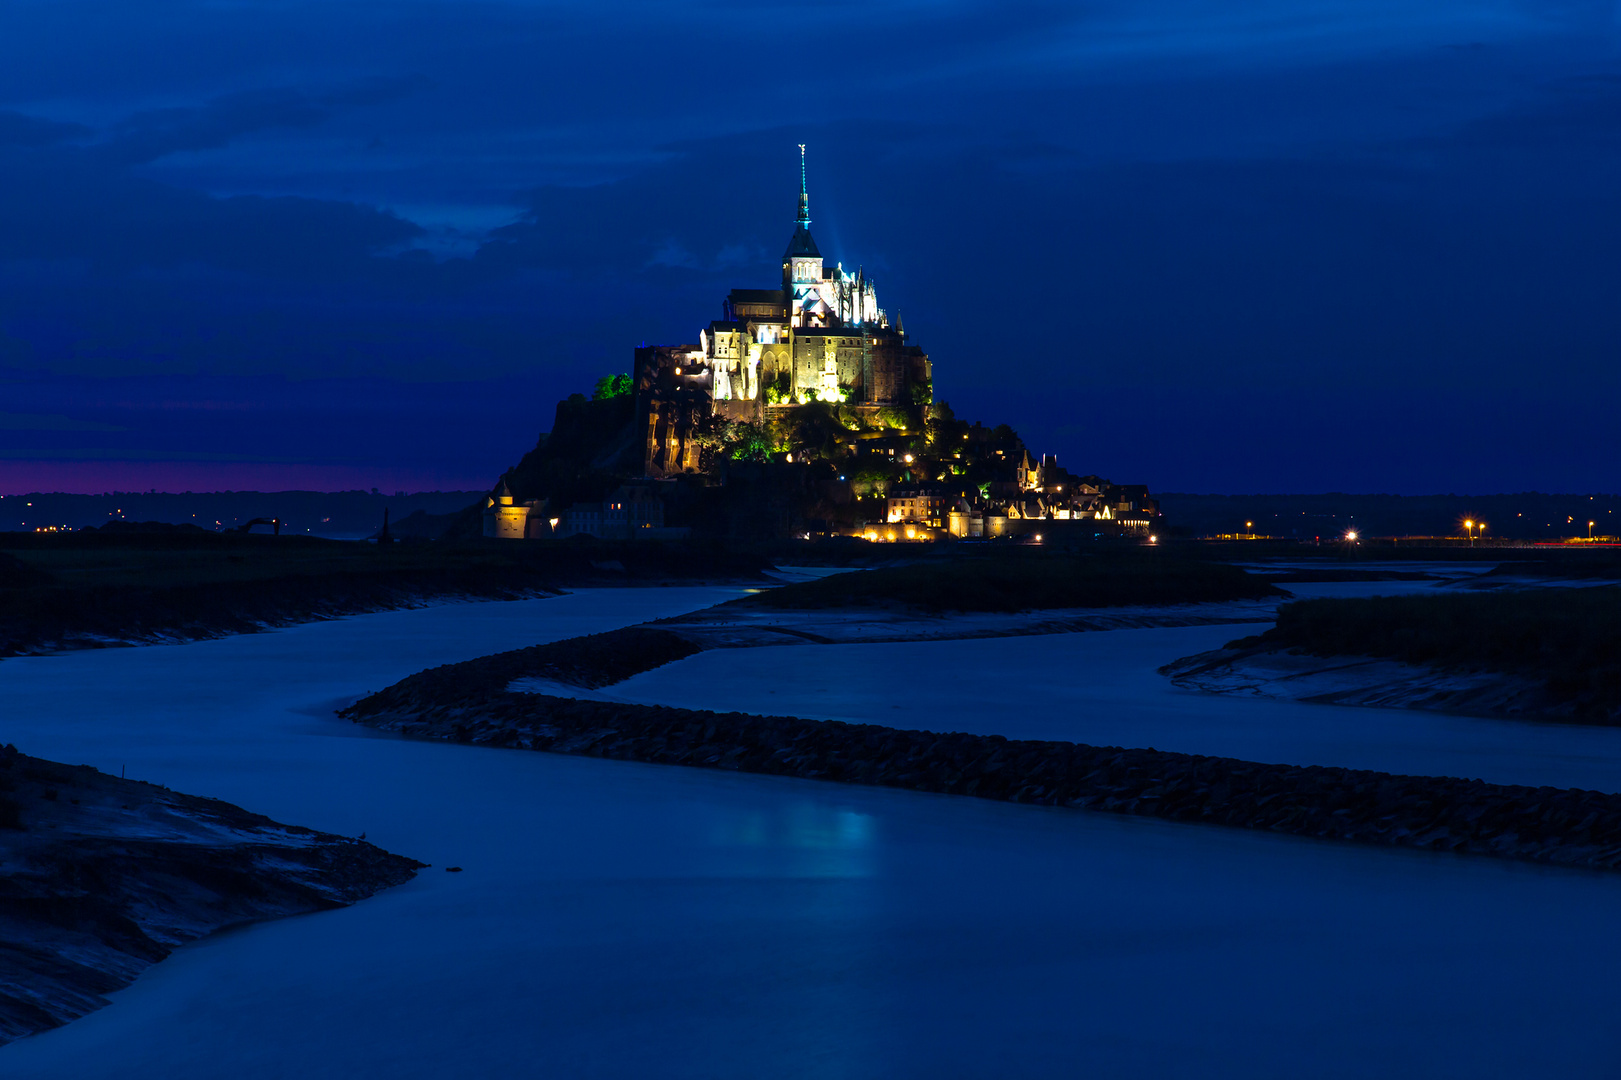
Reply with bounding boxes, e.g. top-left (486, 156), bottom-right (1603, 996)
top-left (782, 144), bottom-right (823, 299)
